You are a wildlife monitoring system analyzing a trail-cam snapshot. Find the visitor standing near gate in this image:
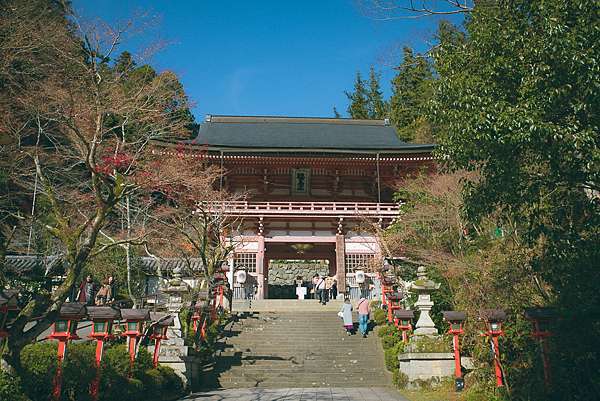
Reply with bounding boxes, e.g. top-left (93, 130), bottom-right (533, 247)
top-left (357, 297), bottom-right (370, 338)
top-left (339, 297), bottom-right (354, 335)
top-left (312, 274), bottom-right (320, 300)
top-left (316, 275), bottom-right (326, 305)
